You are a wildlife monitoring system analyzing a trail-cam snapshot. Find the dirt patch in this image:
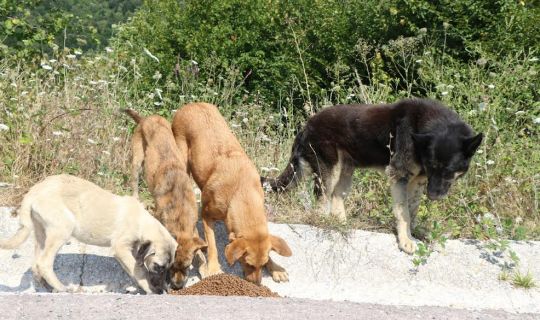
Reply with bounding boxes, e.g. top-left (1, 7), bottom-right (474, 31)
top-left (171, 274), bottom-right (280, 297)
